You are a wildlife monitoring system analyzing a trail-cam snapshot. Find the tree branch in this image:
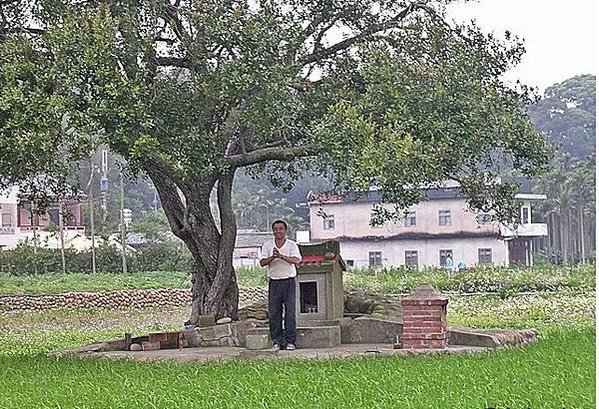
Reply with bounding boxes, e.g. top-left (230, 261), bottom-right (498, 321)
top-left (227, 145), bottom-right (316, 168)
top-left (297, 2), bottom-right (429, 66)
